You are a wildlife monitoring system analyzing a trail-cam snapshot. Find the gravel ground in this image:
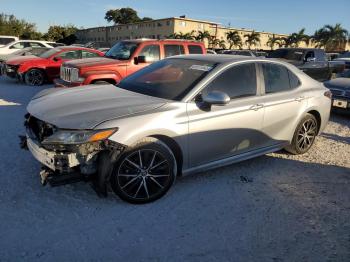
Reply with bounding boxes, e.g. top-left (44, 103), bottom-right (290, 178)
top-left (0, 77), bottom-right (349, 262)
